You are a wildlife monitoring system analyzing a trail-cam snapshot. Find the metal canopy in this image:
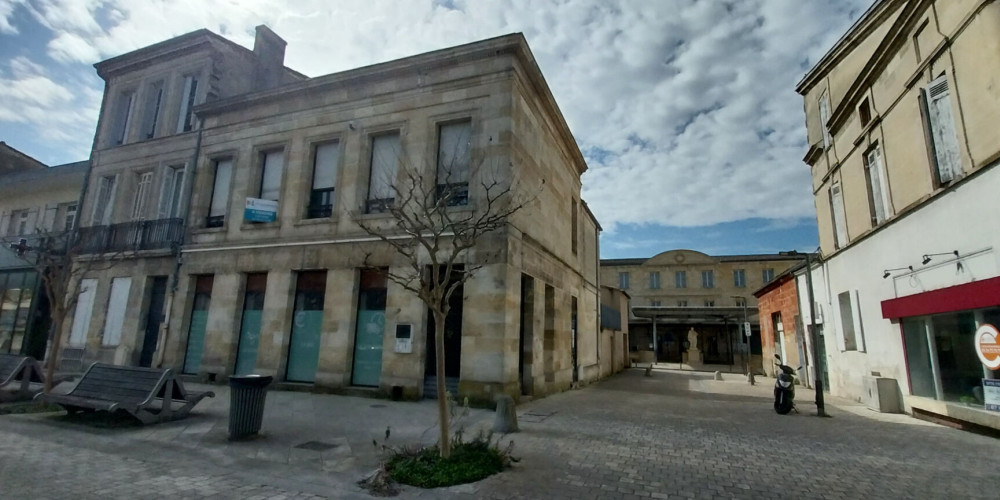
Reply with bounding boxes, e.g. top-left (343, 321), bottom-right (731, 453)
top-left (630, 306), bottom-right (758, 325)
